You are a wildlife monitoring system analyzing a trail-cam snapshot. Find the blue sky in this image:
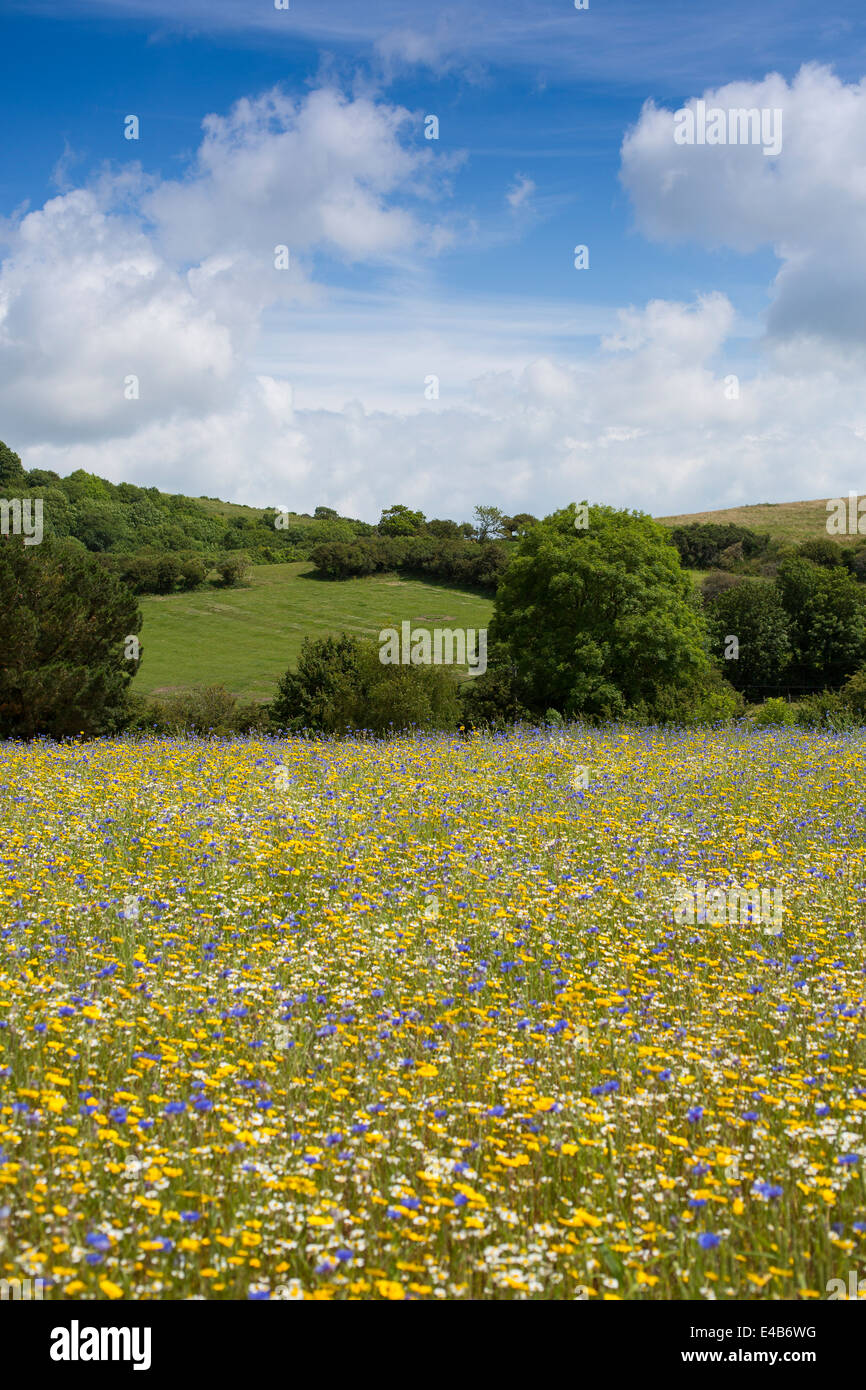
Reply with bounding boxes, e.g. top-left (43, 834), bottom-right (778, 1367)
top-left (2, 0), bottom-right (866, 519)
